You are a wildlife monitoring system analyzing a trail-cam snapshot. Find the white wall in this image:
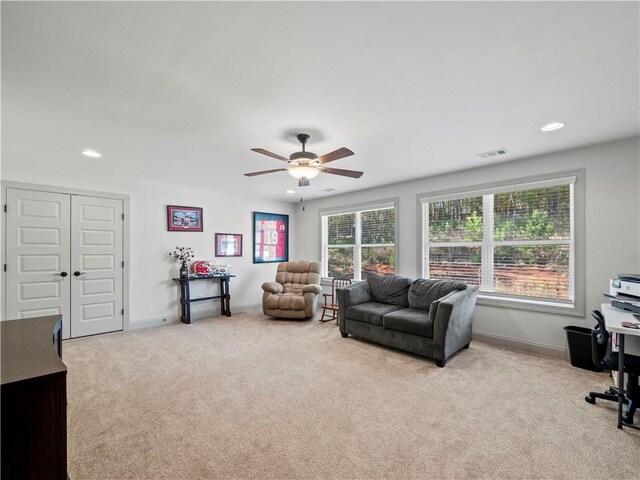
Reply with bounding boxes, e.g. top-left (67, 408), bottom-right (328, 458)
top-left (1, 168), bottom-right (297, 329)
top-left (295, 137), bottom-right (640, 353)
